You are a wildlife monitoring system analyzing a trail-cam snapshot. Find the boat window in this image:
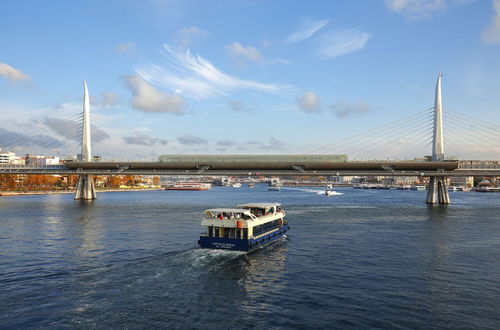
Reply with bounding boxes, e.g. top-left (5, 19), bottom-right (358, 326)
top-left (252, 219), bottom-right (281, 236)
top-left (214, 227), bottom-right (219, 238)
top-left (243, 228), bottom-right (248, 239)
top-left (208, 226), bottom-right (213, 237)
